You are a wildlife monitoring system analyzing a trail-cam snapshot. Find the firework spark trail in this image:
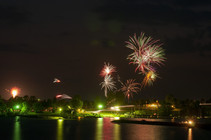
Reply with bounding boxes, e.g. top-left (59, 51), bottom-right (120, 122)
top-left (100, 62), bottom-right (116, 77)
top-left (120, 79), bottom-right (141, 100)
top-left (100, 75), bottom-right (116, 97)
top-left (126, 33), bottom-right (165, 74)
top-left (117, 74), bottom-right (123, 85)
